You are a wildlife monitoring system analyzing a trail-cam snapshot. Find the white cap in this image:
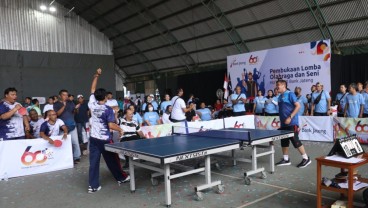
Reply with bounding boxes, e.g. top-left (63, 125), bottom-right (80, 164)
top-left (149, 94), bottom-right (154, 97)
top-left (77, 94), bottom-right (83, 99)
